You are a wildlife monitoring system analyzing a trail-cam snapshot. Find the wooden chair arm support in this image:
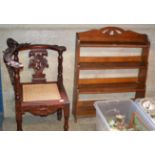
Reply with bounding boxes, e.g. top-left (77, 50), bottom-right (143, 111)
top-left (58, 84), bottom-right (70, 104)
